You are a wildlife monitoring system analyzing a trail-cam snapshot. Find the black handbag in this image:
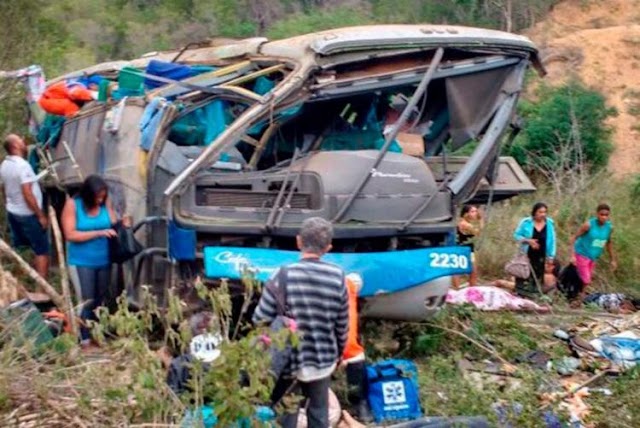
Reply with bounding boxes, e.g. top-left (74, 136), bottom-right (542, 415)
top-left (265, 267), bottom-right (295, 380)
top-left (109, 222), bottom-right (143, 264)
